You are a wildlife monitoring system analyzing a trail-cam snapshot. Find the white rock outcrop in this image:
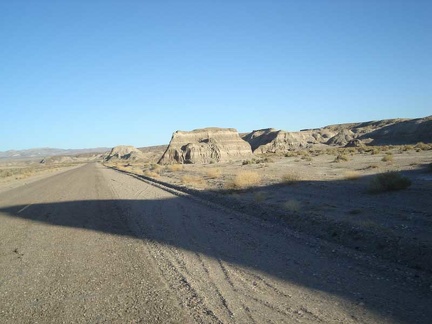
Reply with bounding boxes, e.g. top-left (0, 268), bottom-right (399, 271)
top-left (159, 128), bottom-right (253, 164)
top-left (105, 145), bottom-right (145, 161)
